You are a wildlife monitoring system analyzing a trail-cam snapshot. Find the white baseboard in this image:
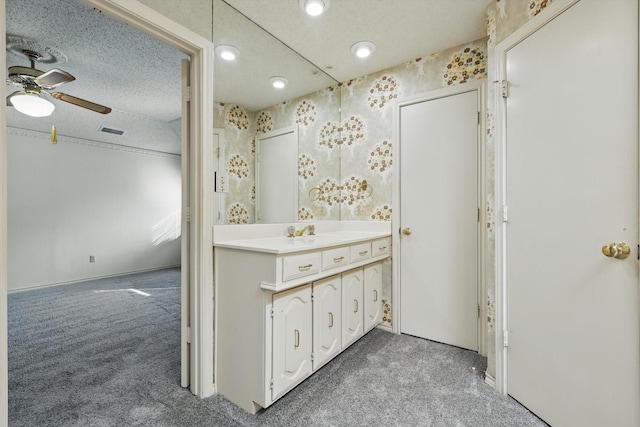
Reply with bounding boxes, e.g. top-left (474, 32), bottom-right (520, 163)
top-left (376, 323), bottom-right (393, 332)
top-left (8, 264), bottom-right (181, 294)
top-left (485, 372), bottom-right (496, 388)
